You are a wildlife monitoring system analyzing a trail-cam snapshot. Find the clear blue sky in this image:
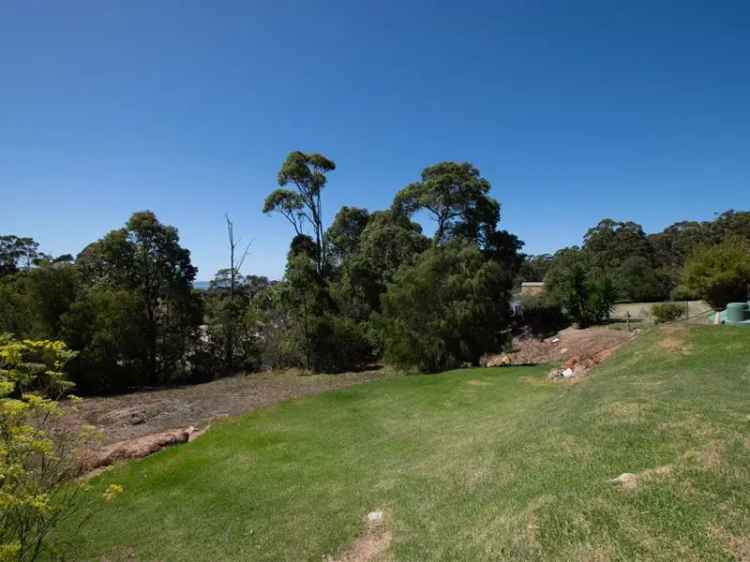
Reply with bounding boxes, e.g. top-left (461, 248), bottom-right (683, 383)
top-left (2, 1), bottom-right (748, 280)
